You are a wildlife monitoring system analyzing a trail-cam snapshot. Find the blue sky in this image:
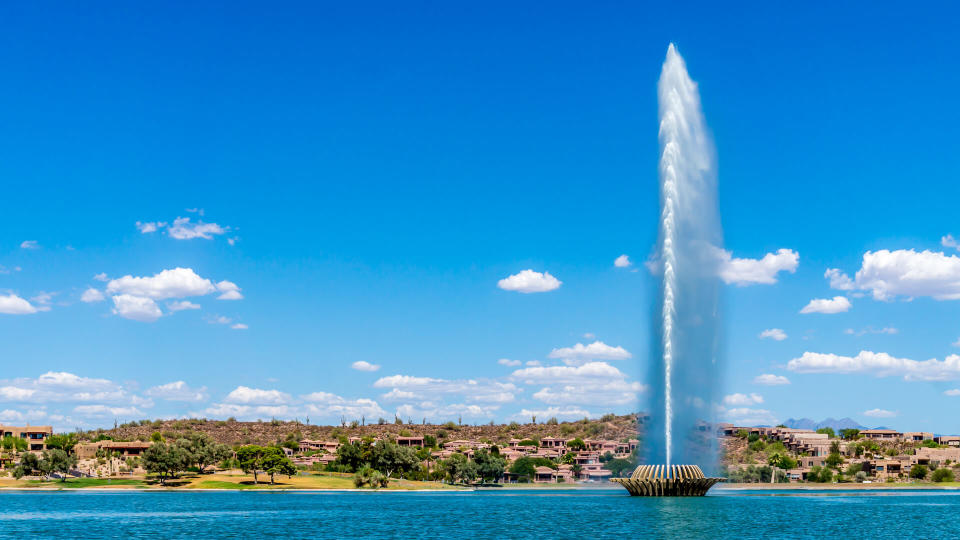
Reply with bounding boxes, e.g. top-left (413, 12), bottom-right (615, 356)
top-left (2, 3), bottom-right (960, 432)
